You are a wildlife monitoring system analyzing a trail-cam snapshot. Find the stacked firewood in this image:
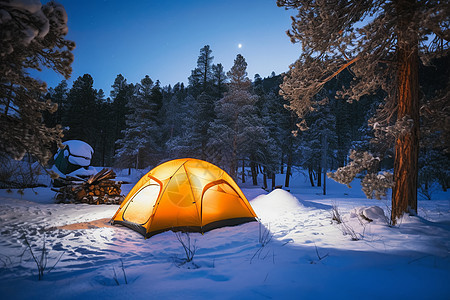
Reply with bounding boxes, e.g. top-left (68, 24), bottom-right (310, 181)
top-left (52, 168), bottom-right (126, 205)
